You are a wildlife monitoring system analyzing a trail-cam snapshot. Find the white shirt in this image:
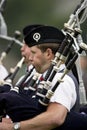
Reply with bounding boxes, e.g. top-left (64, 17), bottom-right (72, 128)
top-left (0, 64), bottom-right (8, 80)
top-left (49, 64), bottom-right (77, 111)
